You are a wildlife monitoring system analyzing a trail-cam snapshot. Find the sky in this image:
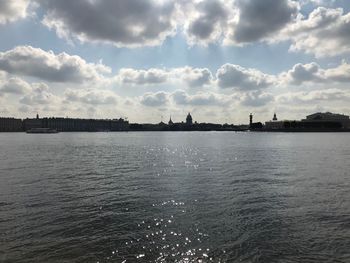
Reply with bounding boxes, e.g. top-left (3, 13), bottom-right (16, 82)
top-left (1, 0), bottom-right (350, 124)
